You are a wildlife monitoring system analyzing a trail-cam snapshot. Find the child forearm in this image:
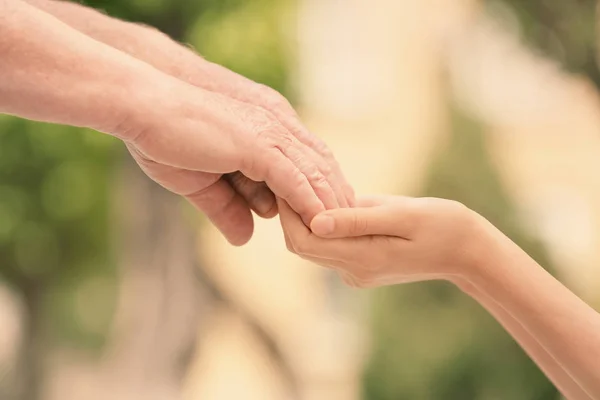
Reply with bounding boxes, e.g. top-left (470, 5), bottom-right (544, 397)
top-left (457, 278), bottom-right (593, 399)
top-left (467, 222), bottom-right (600, 398)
